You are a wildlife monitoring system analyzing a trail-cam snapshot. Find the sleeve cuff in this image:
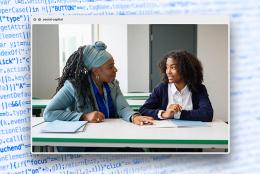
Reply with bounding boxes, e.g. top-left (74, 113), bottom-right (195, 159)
top-left (174, 112), bottom-right (181, 119)
top-left (129, 112), bottom-right (140, 122)
top-left (158, 110), bottom-right (166, 119)
top-left (73, 112), bottom-right (84, 121)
